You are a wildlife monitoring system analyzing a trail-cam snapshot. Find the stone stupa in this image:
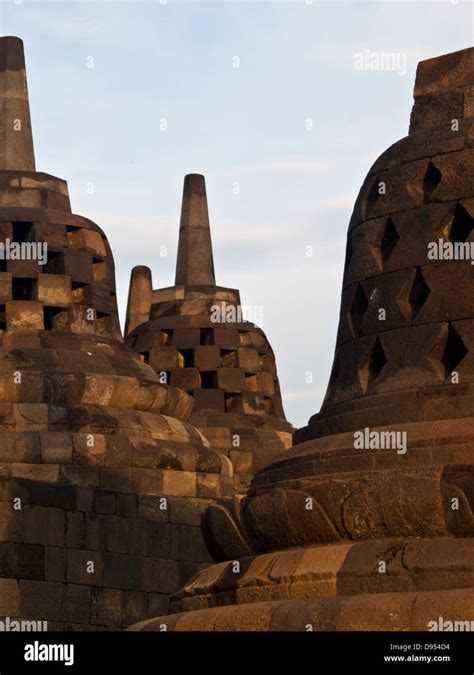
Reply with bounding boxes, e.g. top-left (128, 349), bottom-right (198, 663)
top-left (125, 174), bottom-right (293, 489)
top-left (0, 36), bottom-right (233, 630)
top-left (132, 46), bottom-right (474, 631)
